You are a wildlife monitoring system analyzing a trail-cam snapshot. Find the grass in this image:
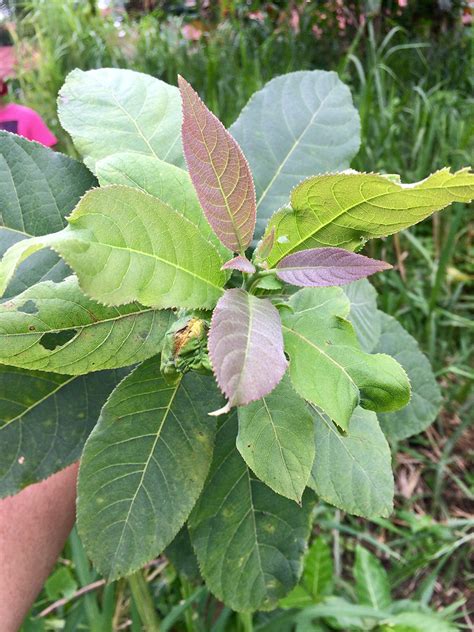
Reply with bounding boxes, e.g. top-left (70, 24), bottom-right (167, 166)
top-left (9, 2), bottom-right (474, 630)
